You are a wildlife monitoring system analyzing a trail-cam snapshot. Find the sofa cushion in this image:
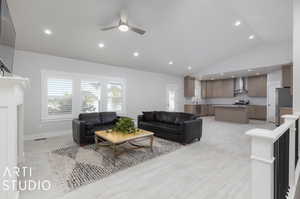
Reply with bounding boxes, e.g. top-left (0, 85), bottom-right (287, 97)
top-left (79, 113), bottom-right (100, 121)
top-left (94, 124), bottom-right (115, 131)
top-left (153, 111), bottom-right (177, 124)
top-left (139, 121), bottom-right (183, 135)
top-left (174, 113), bottom-right (195, 125)
top-left (154, 111), bottom-right (163, 122)
top-left (100, 112), bottom-right (117, 124)
top-left (163, 112), bottom-right (177, 124)
top-left (143, 112), bottom-right (155, 121)
top-left (157, 122), bottom-right (183, 134)
top-left (85, 119), bottom-right (101, 130)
